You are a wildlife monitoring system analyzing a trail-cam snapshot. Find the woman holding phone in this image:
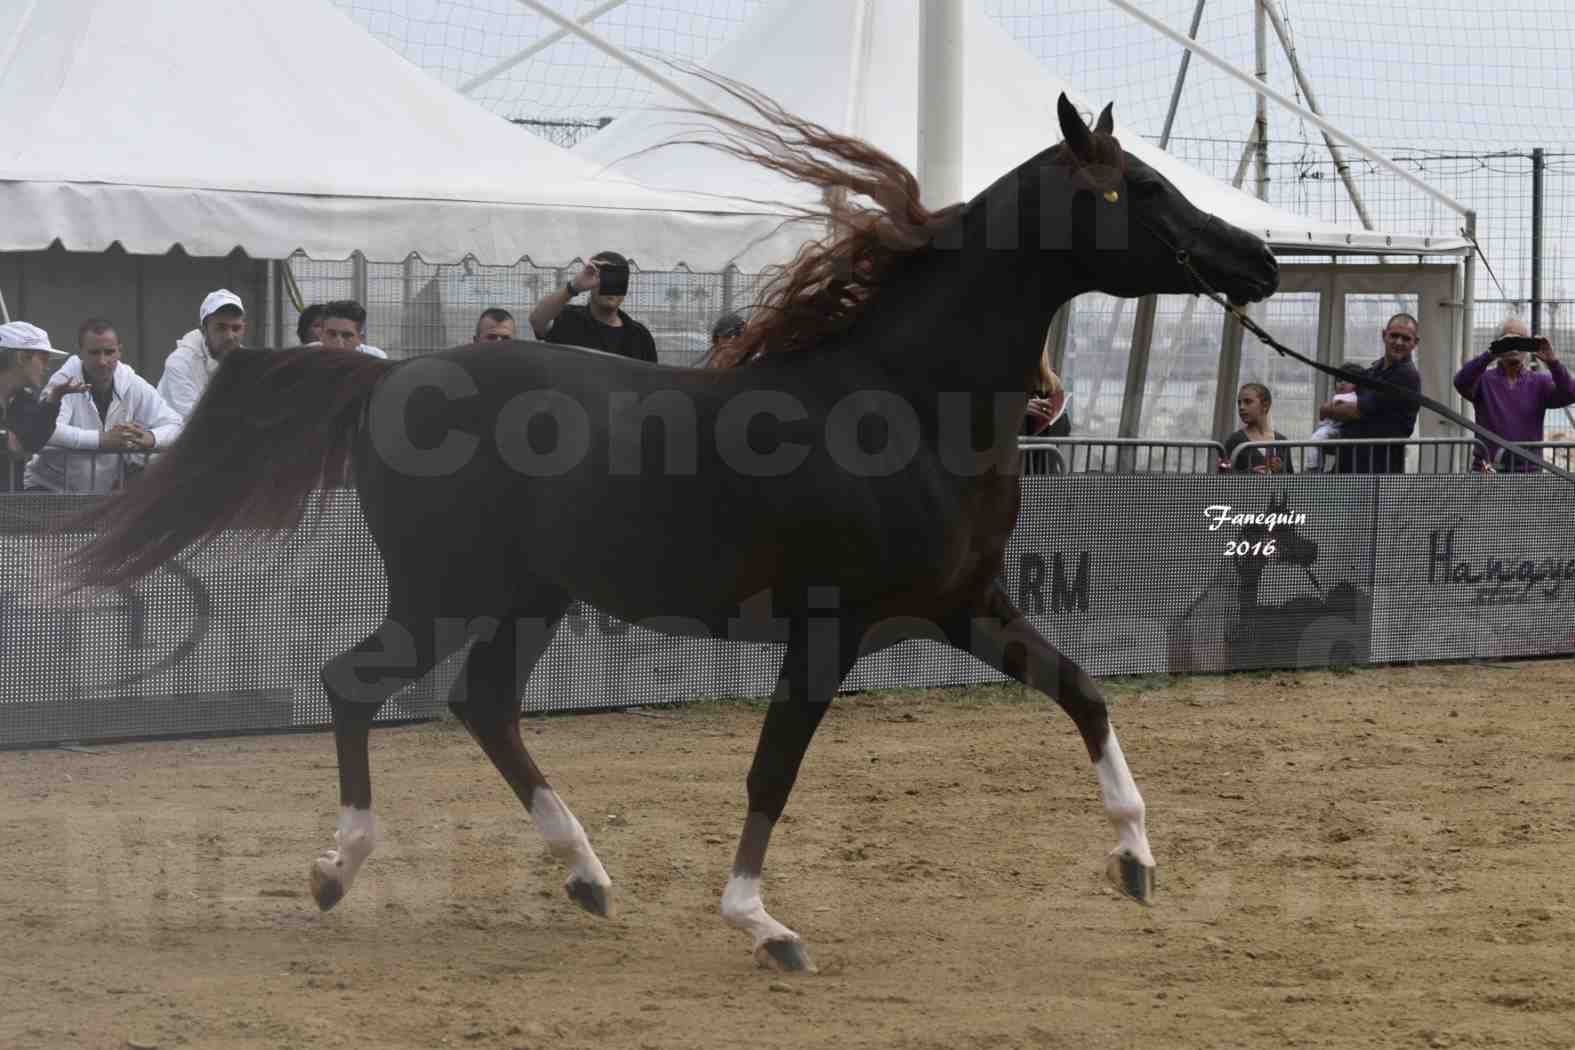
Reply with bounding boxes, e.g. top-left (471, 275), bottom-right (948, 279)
top-left (1022, 350), bottom-right (1070, 438)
